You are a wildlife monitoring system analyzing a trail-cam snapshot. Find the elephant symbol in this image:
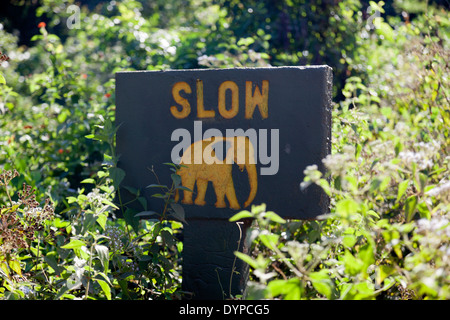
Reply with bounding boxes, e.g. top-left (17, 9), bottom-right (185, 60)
top-left (174, 136), bottom-right (257, 210)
